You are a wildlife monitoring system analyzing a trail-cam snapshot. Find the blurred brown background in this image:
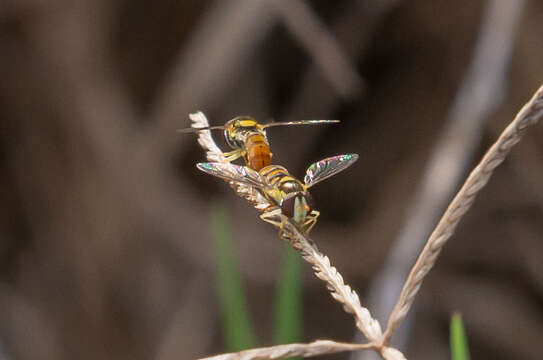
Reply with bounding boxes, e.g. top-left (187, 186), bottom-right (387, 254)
top-left (1, 0), bottom-right (542, 359)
